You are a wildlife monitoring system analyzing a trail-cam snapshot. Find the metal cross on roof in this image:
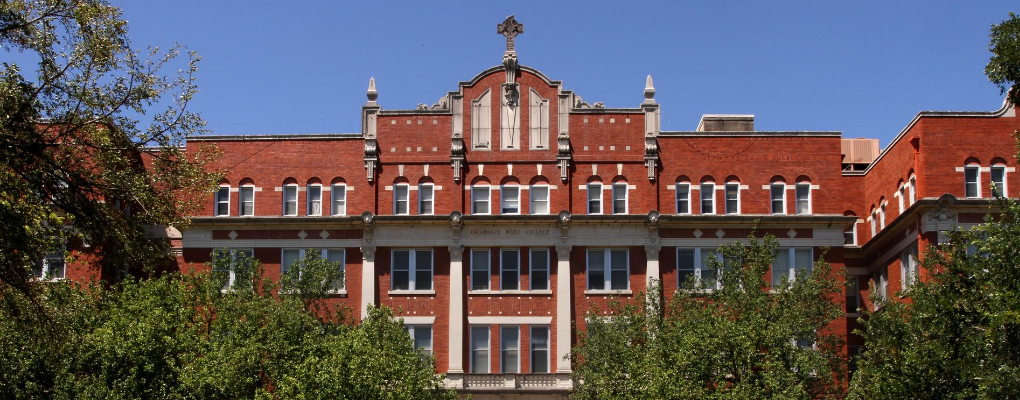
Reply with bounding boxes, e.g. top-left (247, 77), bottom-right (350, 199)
top-left (497, 15), bottom-right (524, 52)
